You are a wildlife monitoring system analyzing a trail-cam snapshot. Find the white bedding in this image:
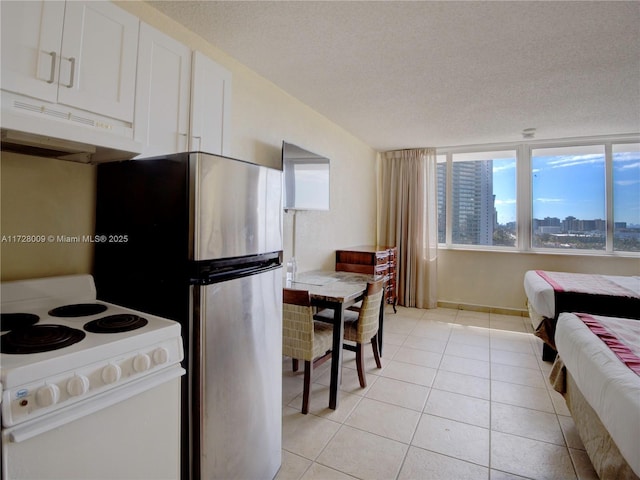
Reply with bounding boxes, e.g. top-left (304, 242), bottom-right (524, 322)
top-left (524, 270), bottom-right (640, 329)
top-left (524, 270), bottom-right (556, 324)
top-left (555, 312), bottom-right (640, 477)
